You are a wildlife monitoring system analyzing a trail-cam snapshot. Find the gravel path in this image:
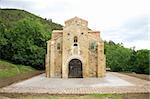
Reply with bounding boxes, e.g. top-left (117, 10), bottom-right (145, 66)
top-left (0, 72), bottom-right (149, 94)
